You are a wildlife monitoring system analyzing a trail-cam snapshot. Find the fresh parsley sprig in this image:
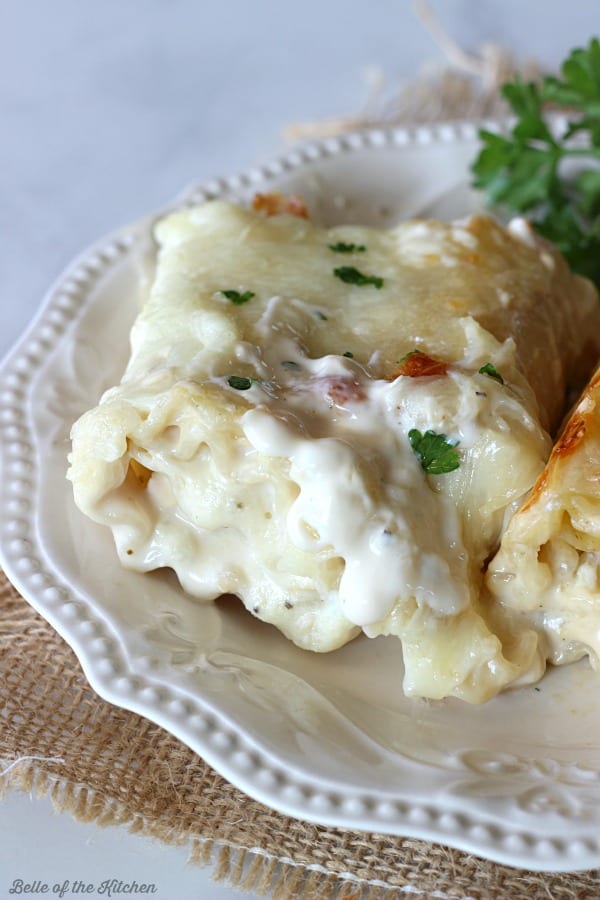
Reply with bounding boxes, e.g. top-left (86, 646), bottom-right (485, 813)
top-left (408, 429), bottom-right (460, 475)
top-left (471, 37), bottom-right (600, 287)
